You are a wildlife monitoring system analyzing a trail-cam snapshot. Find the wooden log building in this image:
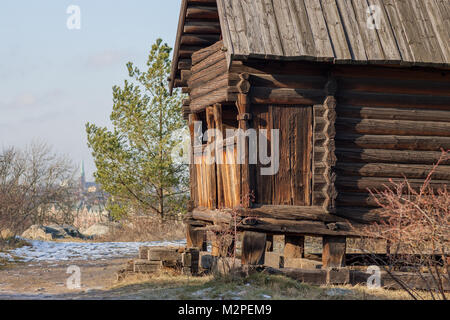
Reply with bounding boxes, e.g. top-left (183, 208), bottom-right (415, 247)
top-left (170, 0), bottom-right (450, 268)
